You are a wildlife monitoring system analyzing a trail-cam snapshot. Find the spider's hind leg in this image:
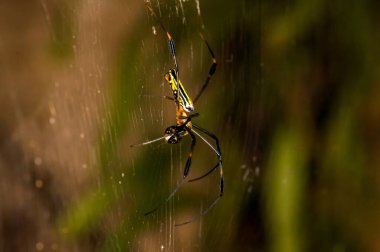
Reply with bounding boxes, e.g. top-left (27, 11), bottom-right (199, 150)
top-left (174, 124), bottom-right (224, 226)
top-left (144, 126), bottom-right (196, 216)
top-left (189, 124), bottom-right (223, 183)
